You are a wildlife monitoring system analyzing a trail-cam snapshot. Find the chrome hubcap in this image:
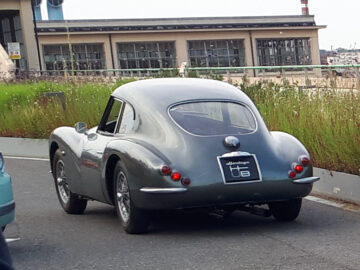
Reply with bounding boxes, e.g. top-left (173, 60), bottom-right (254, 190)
top-left (56, 159), bottom-right (70, 204)
top-left (116, 172), bottom-right (130, 223)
